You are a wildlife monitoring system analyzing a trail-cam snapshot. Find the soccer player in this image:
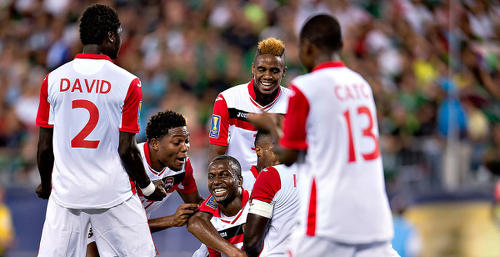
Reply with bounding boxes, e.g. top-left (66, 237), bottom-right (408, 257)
top-left (35, 4), bottom-right (166, 257)
top-left (248, 14), bottom-right (399, 257)
top-left (243, 130), bottom-right (299, 257)
top-left (208, 37), bottom-right (290, 172)
top-left (86, 110), bottom-right (203, 256)
top-left (188, 155), bottom-right (248, 257)
top-left (241, 130), bottom-right (280, 190)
